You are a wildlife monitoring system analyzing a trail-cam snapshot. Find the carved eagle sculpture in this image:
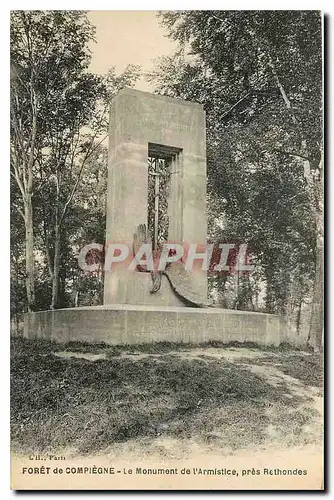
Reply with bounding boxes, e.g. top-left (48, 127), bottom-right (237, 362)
top-left (132, 224), bottom-right (208, 308)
